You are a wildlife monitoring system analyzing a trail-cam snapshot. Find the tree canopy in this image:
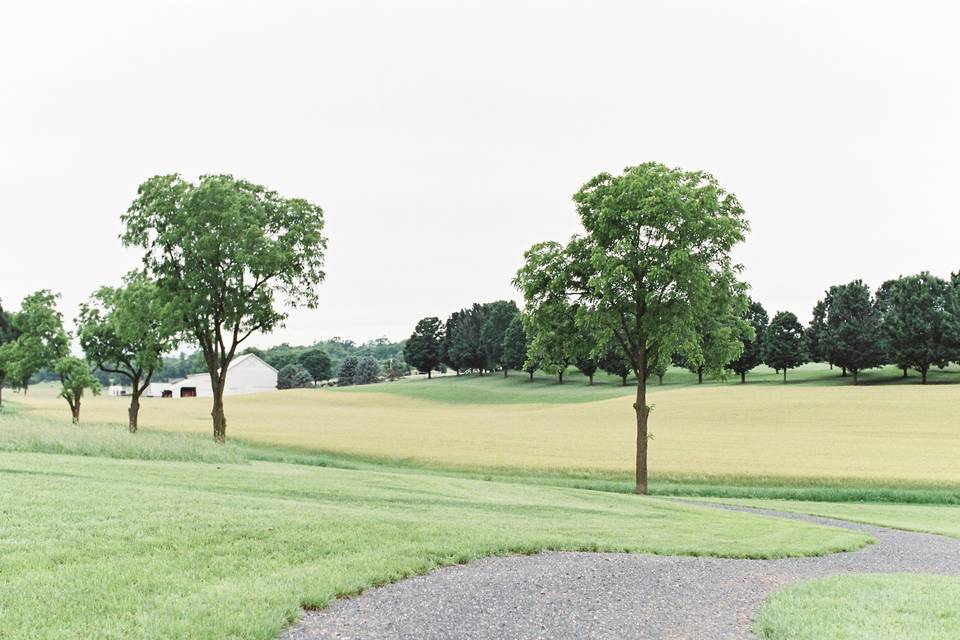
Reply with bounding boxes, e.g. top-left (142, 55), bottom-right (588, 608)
top-left (277, 363), bottom-right (313, 389)
top-left (0, 290), bottom-right (69, 393)
top-left (297, 348), bottom-right (332, 383)
top-left (121, 174), bottom-right (327, 442)
top-left (727, 299), bottom-right (769, 383)
top-left (55, 356), bottom-right (101, 424)
top-left (500, 313), bottom-right (529, 378)
top-left (480, 300), bottom-right (519, 375)
top-left (516, 162), bottom-right (749, 494)
top-left (404, 317), bottom-right (443, 378)
top-left (822, 280), bottom-right (886, 384)
top-left (762, 311), bottom-right (806, 381)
